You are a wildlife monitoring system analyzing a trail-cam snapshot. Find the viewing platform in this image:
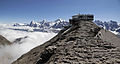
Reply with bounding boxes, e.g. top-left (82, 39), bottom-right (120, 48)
top-left (69, 14), bottom-right (94, 25)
